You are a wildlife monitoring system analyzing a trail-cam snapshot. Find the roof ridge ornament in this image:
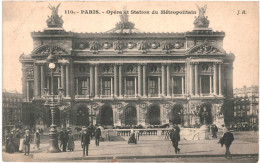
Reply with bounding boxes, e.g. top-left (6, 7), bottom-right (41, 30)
top-left (46, 3), bottom-right (64, 28)
top-left (193, 4), bottom-right (210, 29)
